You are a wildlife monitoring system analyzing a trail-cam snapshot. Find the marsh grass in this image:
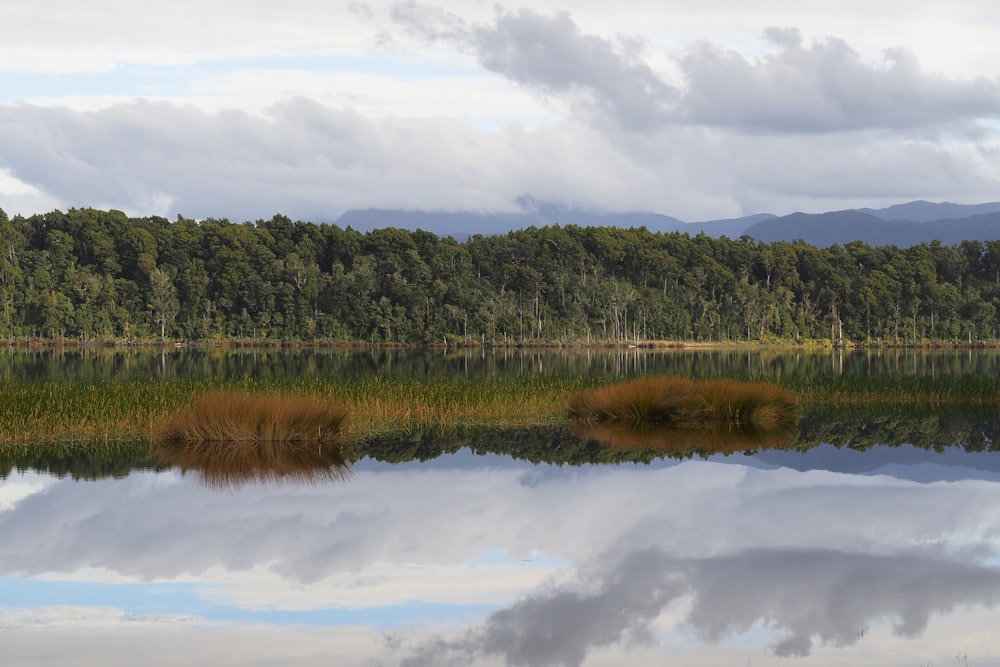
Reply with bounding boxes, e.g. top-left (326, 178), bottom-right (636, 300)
top-left (3, 372), bottom-right (1000, 447)
top-left (567, 376), bottom-right (800, 451)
